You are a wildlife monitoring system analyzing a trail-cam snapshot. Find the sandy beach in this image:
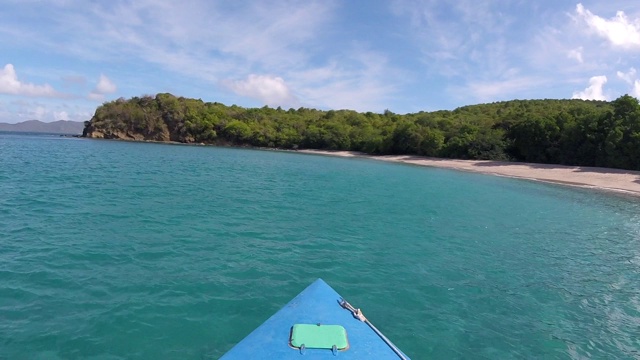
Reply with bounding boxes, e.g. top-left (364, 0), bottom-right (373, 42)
top-left (298, 150), bottom-right (640, 196)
